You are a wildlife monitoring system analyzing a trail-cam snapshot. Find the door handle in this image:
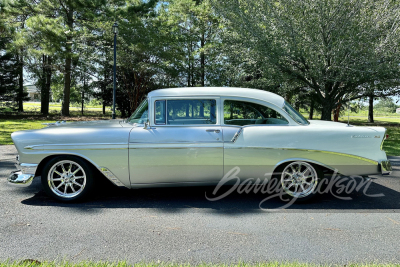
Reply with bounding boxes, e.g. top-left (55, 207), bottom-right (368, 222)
top-left (206, 129), bottom-right (220, 133)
